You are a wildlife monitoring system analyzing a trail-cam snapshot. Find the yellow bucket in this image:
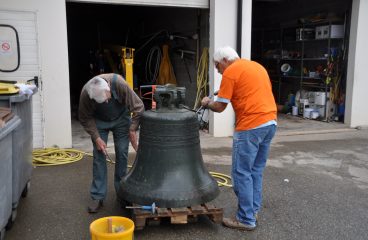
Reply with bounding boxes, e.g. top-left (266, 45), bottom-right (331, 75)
top-left (90, 216), bottom-right (134, 240)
